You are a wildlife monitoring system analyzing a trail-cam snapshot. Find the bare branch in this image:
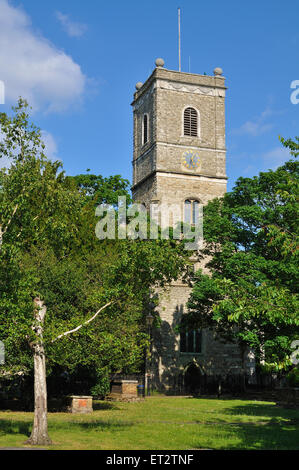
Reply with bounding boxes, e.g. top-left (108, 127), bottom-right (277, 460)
top-left (51, 301), bottom-right (113, 343)
top-left (0, 203), bottom-right (19, 248)
top-left (1, 203), bottom-right (19, 236)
